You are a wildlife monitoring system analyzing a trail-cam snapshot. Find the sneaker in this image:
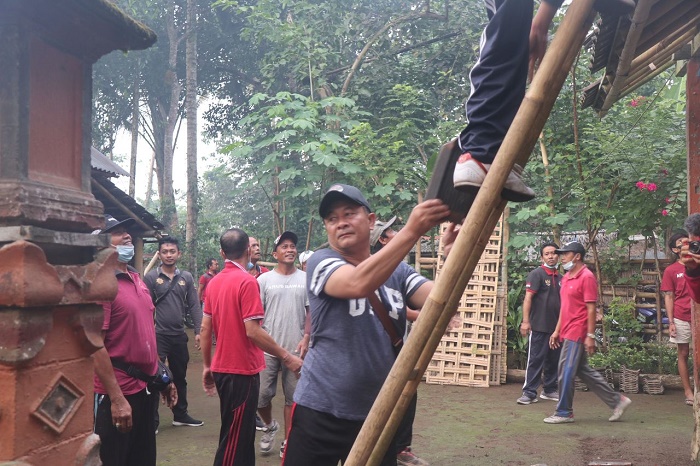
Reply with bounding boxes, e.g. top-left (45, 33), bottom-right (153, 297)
top-left (279, 440), bottom-right (287, 459)
top-left (255, 414), bottom-right (265, 431)
top-left (540, 391), bottom-right (559, 401)
top-left (516, 395), bottom-right (538, 405)
top-left (453, 153), bottom-right (535, 202)
top-left (544, 414), bottom-right (574, 424)
top-left (172, 414), bottom-right (204, 427)
top-left (609, 395), bottom-right (632, 421)
top-left (259, 419), bottom-right (279, 455)
top-left (397, 447), bottom-right (429, 466)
